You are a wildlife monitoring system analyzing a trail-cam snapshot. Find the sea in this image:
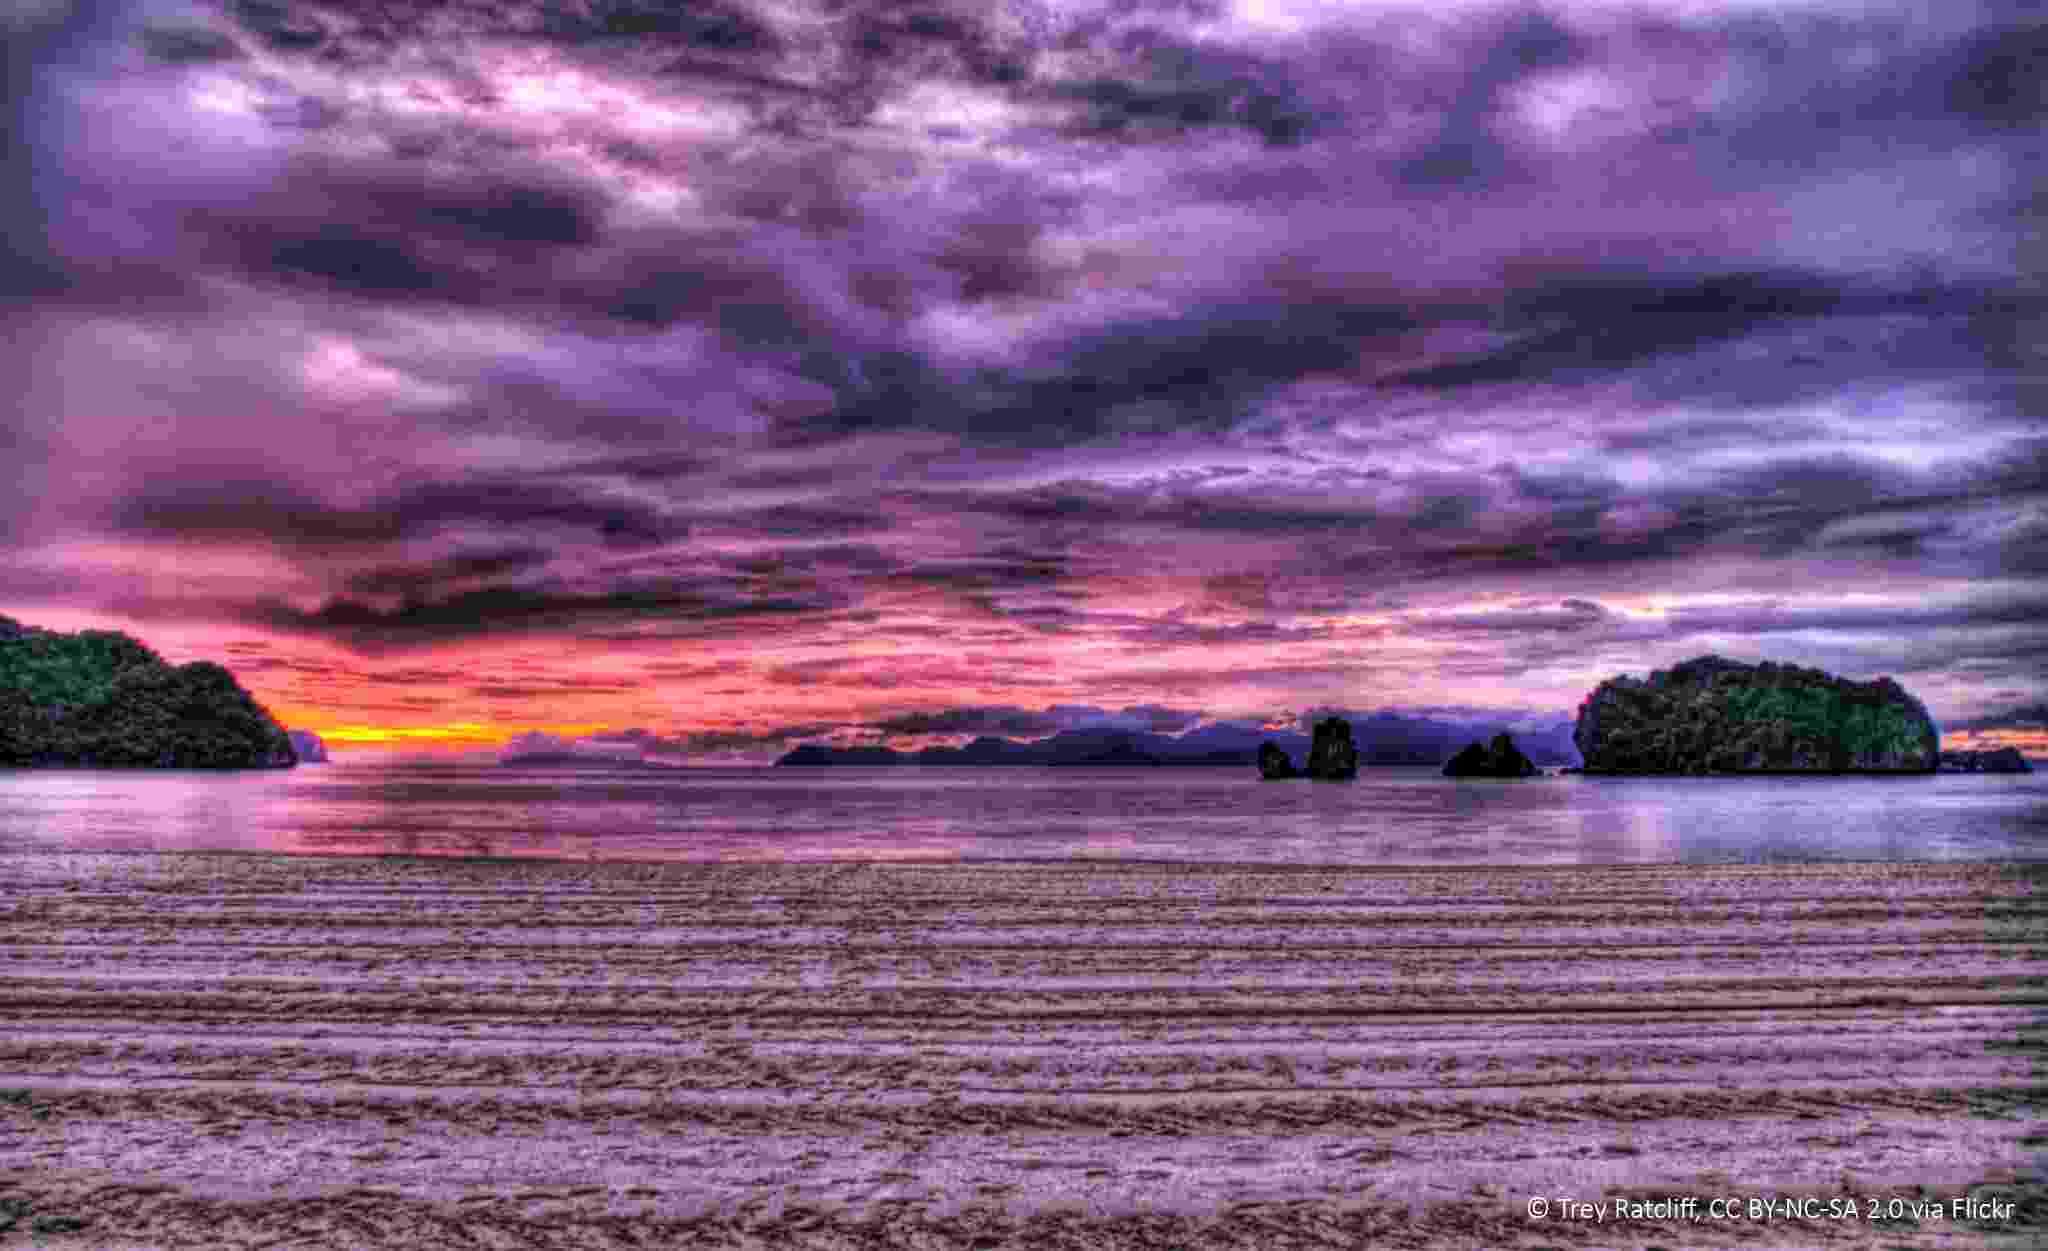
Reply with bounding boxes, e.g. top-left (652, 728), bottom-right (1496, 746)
top-left (2, 762), bottom-right (2044, 865)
